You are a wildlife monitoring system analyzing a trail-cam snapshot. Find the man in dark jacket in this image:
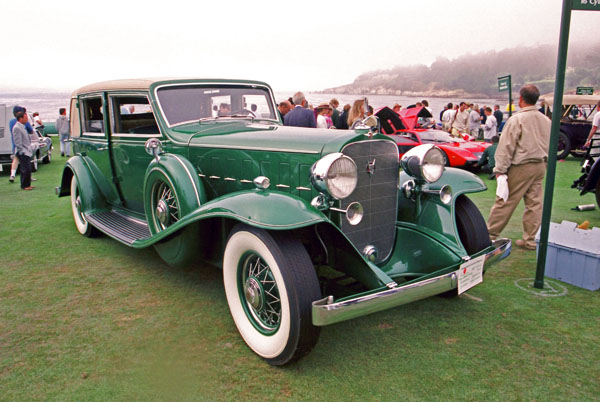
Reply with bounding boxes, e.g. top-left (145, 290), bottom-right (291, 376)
top-left (12, 111), bottom-right (34, 190)
top-left (283, 92), bottom-right (316, 128)
top-left (493, 105), bottom-right (503, 130)
top-left (475, 135), bottom-right (499, 179)
top-left (336, 104), bottom-right (351, 130)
